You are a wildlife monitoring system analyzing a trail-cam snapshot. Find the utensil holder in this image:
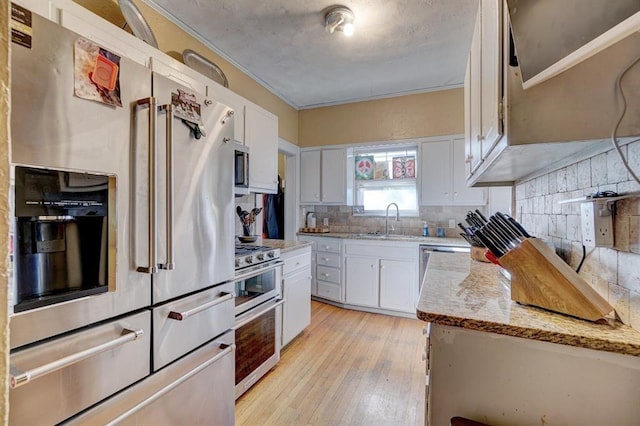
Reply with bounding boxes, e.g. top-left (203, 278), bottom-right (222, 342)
top-left (498, 238), bottom-right (613, 321)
